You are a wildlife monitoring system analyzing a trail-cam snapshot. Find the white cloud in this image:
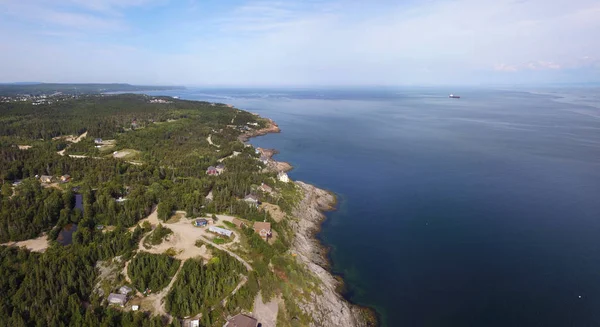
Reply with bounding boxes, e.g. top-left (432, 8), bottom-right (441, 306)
top-left (0, 0), bottom-right (598, 84)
